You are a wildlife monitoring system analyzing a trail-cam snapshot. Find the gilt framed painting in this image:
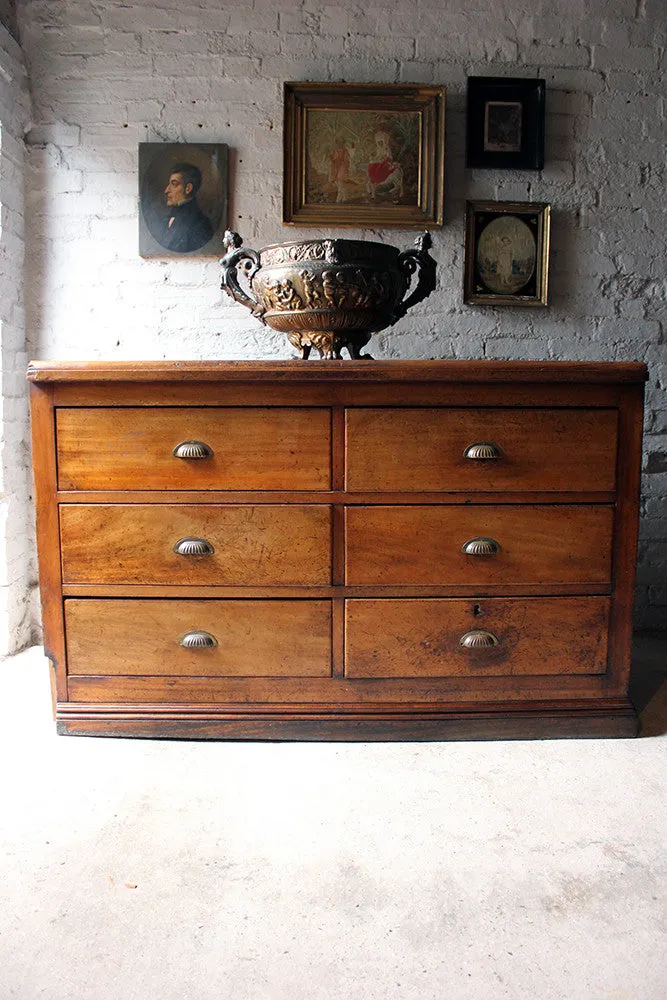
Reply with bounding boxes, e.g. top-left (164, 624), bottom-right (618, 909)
top-left (464, 201), bottom-right (551, 306)
top-left (466, 77), bottom-right (545, 170)
top-left (139, 143), bottom-right (228, 257)
top-left (283, 82), bottom-right (445, 229)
